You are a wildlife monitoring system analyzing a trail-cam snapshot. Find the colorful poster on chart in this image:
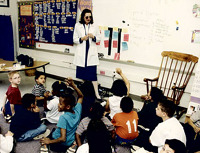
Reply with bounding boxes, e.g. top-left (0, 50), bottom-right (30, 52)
top-left (122, 42), bottom-right (128, 51)
top-left (113, 40), bottom-right (118, 48)
top-left (114, 53), bottom-right (120, 60)
top-left (104, 30), bottom-right (110, 38)
top-left (192, 4), bottom-right (200, 17)
top-left (104, 40), bottom-right (109, 48)
top-left (78, 0), bottom-right (93, 12)
top-left (112, 31), bottom-right (118, 40)
top-left (191, 30), bottom-right (200, 43)
top-left (124, 34), bottom-right (129, 42)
